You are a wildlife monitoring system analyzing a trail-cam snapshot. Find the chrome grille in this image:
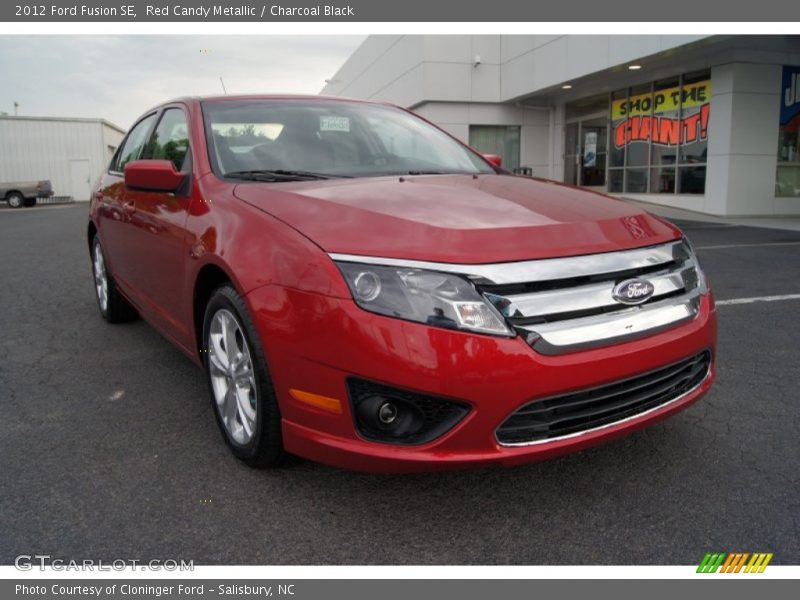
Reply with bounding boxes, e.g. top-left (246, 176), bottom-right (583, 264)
top-left (477, 240), bottom-right (705, 354)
